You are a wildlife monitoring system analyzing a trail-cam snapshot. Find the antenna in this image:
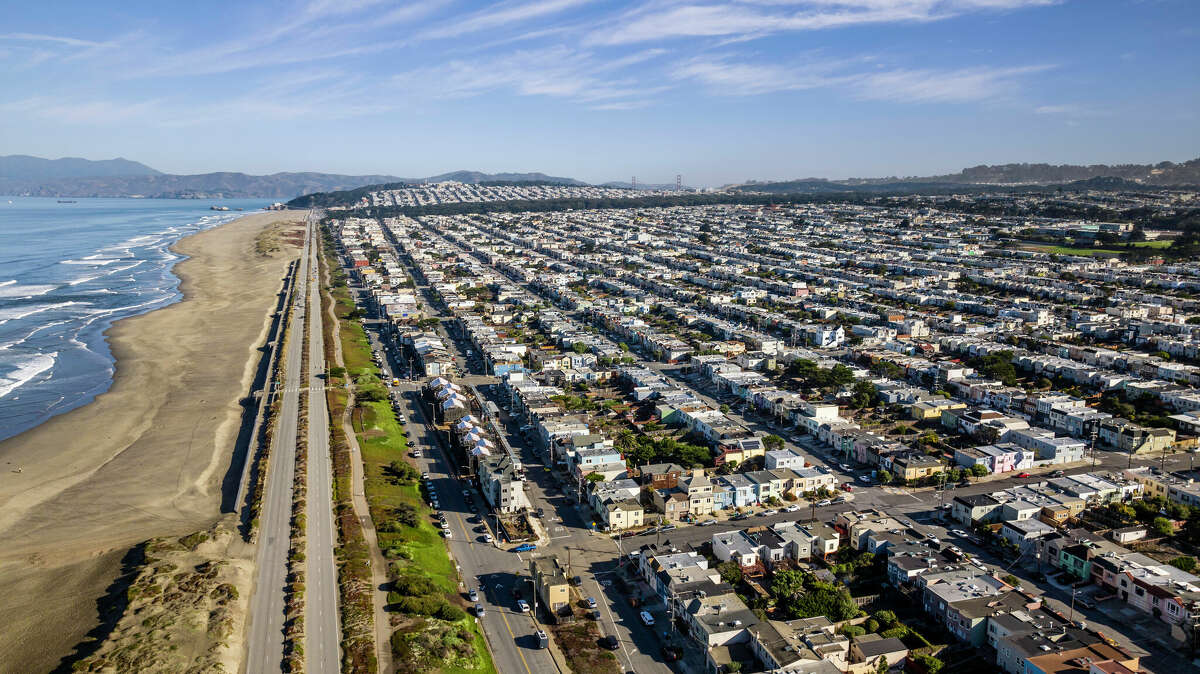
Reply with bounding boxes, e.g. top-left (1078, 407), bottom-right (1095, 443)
top-left (676, 174), bottom-right (682, 190)
top-left (632, 176), bottom-right (638, 190)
